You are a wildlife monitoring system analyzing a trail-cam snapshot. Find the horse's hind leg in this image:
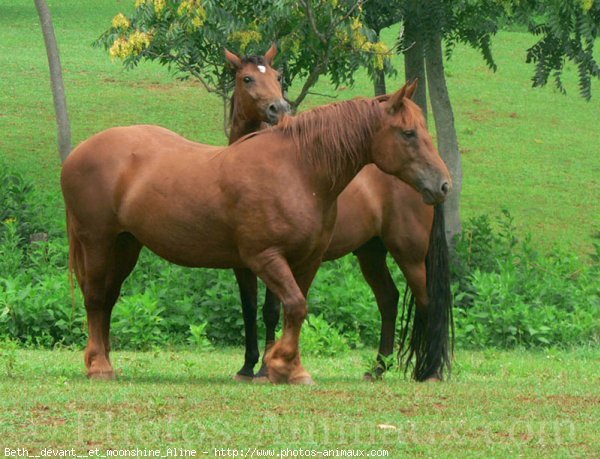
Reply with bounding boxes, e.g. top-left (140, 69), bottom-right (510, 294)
top-left (353, 238), bottom-right (399, 379)
top-left (101, 233), bottom-right (142, 370)
top-left (387, 245), bottom-right (435, 381)
top-left (75, 233), bottom-right (141, 379)
top-left (254, 288), bottom-right (281, 380)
